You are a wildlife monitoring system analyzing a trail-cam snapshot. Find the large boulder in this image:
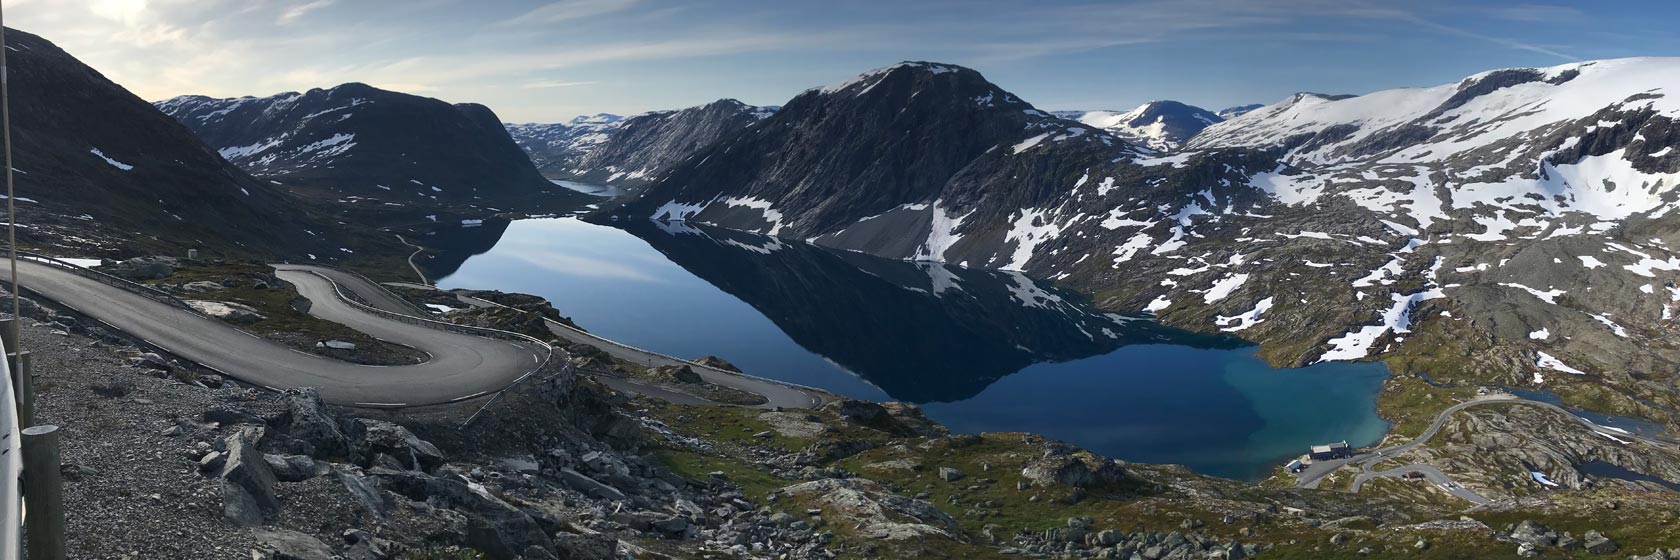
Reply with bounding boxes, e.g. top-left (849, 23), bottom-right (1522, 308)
top-left (219, 428), bottom-right (280, 525)
top-left (101, 256), bottom-right (176, 280)
top-left (1508, 520), bottom-right (1557, 547)
top-left (1583, 531), bottom-right (1618, 554)
top-left (186, 300), bottom-right (267, 324)
top-left (354, 419), bottom-right (446, 471)
top-left (263, 454), bottom-right (324, 482)
top-left (268, 388), bottom-right (350, 459)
